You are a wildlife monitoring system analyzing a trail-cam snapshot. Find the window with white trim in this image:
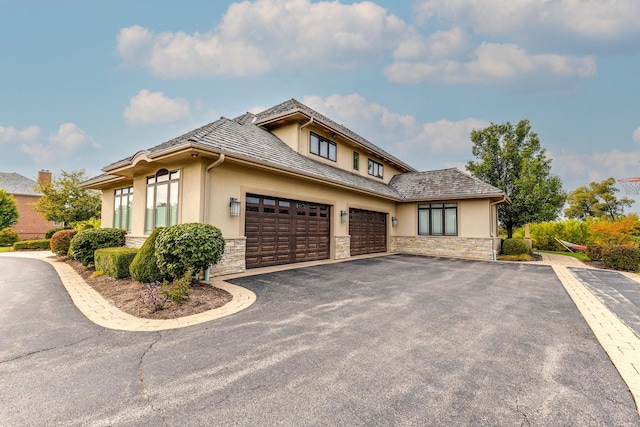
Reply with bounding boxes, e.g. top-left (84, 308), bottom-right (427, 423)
top-left (418, 203), bottom-right (457, 236)
top-left (113, 186), bottom-right (133, 232)
top-left (145, 169), bottom-right (180, 233)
